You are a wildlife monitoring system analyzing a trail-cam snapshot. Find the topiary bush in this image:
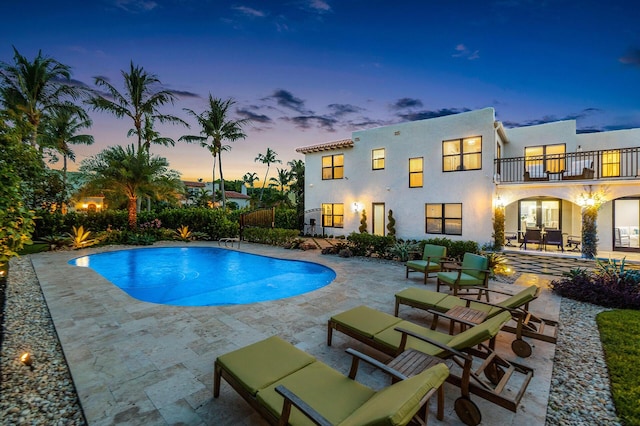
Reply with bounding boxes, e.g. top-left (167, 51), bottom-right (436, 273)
top-left (550, 259), bottom-right (640, 309)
